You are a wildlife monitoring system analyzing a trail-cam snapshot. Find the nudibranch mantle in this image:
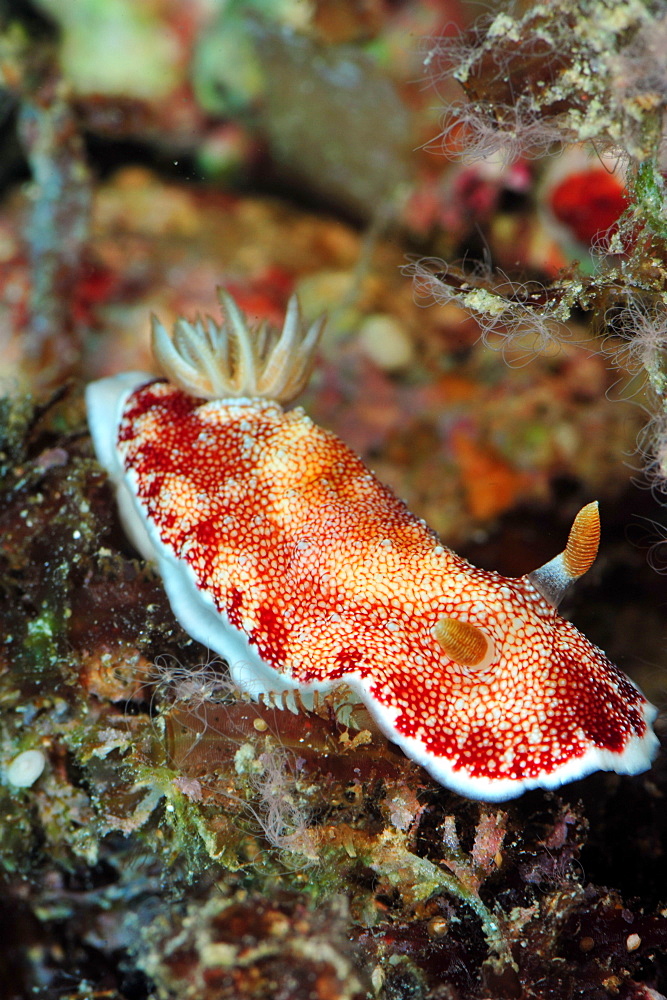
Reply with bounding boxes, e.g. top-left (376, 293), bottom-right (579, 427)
top-left (86, 291), bottom-right (659, 801)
